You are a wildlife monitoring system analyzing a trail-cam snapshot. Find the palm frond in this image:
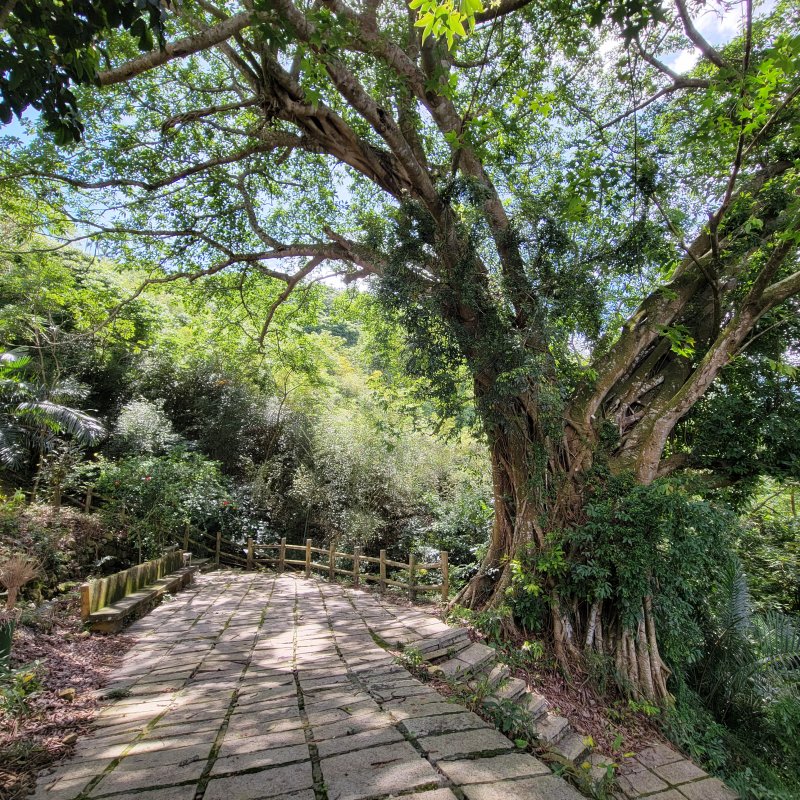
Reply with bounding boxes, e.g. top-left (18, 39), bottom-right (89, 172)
top-left (752, 612), bottom-right (800, 687)
top-left (0, 377), bottom-right (34, 402)
top-left (714, 560), bottom-right (753, 636)
top-left (0, 350), bottom-right (31, 370)
top-left (693, 560), bottom-right (800, 726)
top-left (0, 425), bottom-right (25, 469)
top-left (47, 377), bottom-right (90, 404)
top-left (15, 401), bottom-right (105, 445)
